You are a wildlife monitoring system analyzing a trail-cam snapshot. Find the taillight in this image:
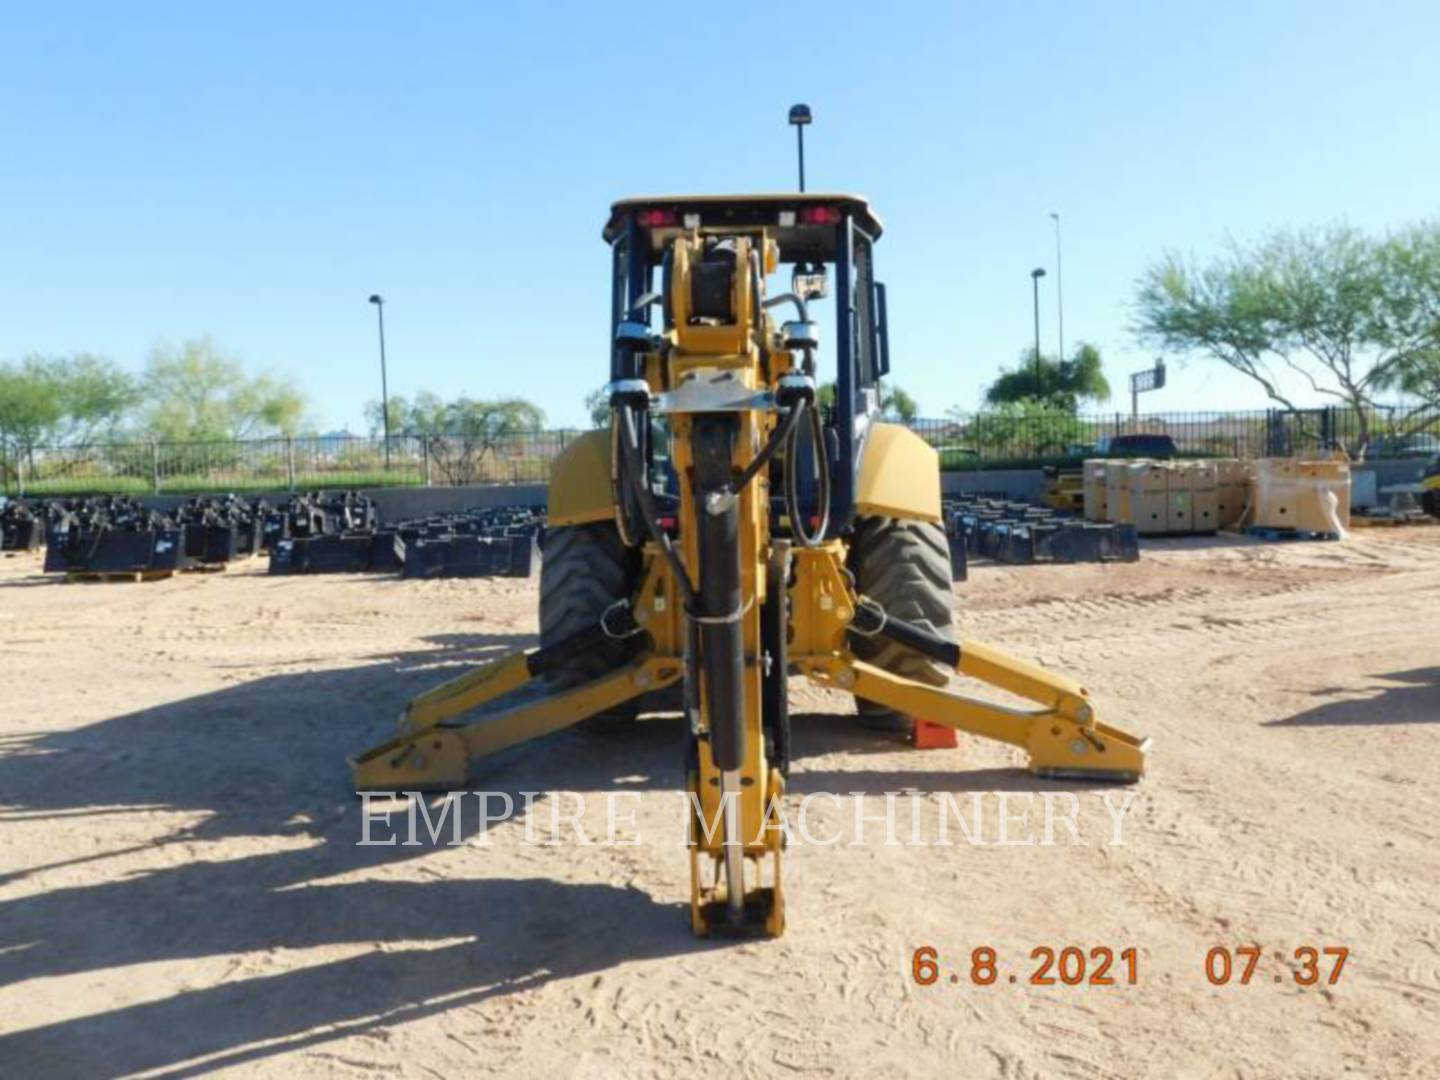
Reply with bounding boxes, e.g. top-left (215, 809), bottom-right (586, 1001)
top-left (799, 206), bottom-right (842, 225)
top-left (637, 209), bottom-right (678, 227)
